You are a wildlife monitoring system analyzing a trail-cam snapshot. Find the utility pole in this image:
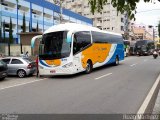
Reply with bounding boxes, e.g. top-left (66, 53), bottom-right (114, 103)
top-left (53, 0), bottom-right (63, 24)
